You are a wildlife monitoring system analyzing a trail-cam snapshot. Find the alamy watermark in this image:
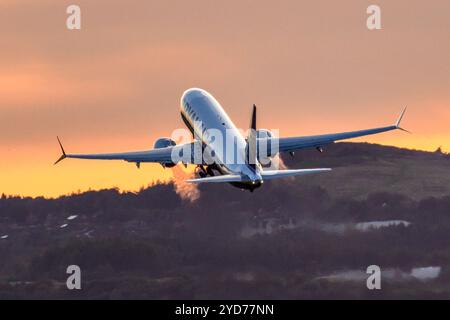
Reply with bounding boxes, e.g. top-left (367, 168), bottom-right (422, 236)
top-left (66, 265), bottom-right (81, 290)
top-left (366, 265), bottom-right (381, 290)
top-left (168, 123), bottom-right (280, 169)
top-left (66, 5), bottom-right (81, 30)
top-left (366, 5), bottom-right (382, 30)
